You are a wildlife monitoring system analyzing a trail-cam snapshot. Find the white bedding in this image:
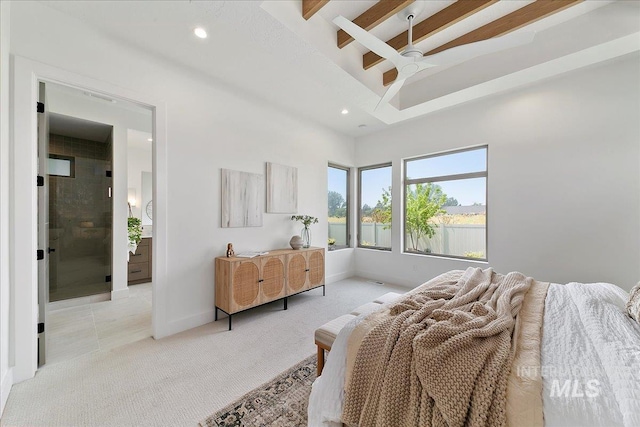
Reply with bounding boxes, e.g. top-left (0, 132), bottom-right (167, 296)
top-left (308, 282), bottom-right (640, 427)
top-left (542, 282), bottom-right (640, 427)
top-left (308, 313), bottom-right (365, 427)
